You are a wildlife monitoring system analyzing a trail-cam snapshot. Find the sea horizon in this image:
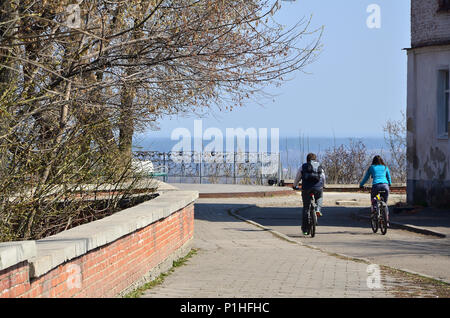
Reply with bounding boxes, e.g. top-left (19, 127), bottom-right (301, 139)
top-left (133, 134), bottom-right (389, 153)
